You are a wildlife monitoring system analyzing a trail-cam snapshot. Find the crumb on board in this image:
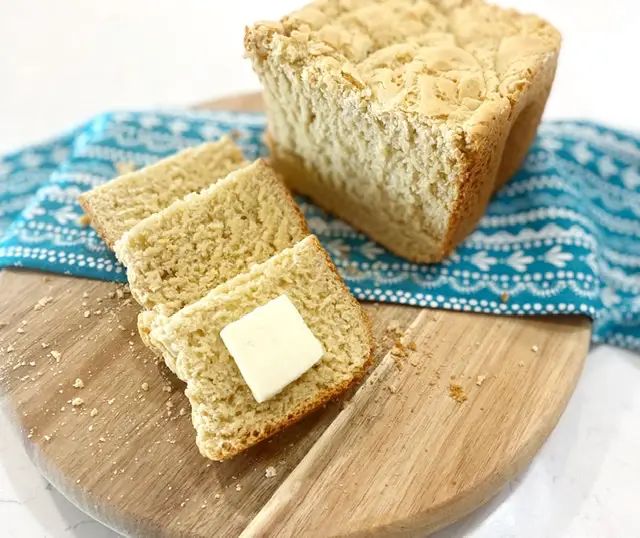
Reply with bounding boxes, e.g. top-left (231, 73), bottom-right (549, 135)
top-left (50, 350), bottom-right (62, 362)
top-left (475, 375), bottom-right (486, 387)
top-left (141, 382), bottom-right (149, 391)
top-left (162, 385), bottom-right (172, 393)
top-left (71, 397), bottom-right (84, 407)
top-left (449, 383), bottom-right (467, 404)
top-left (43, 435), bottom-right (51, 442)
top-left (265, 466), bottom-right (277, 478)
top-left (90, 408), bottom-right (98, 417)
top-left (518, 361), bottom-right (525, 367)
top-left (73, 378), bottom-right (84, 389)
top-left (83, 310), bottom-right (91, 318)
top-left (34, 296), bottom-right (54, 311)
top-left (531, 345), bottom-right (539, 353)
top-left (235, 484), bottom-right (242, 491)
top-left (16, 327), bottom-right (25, 334)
